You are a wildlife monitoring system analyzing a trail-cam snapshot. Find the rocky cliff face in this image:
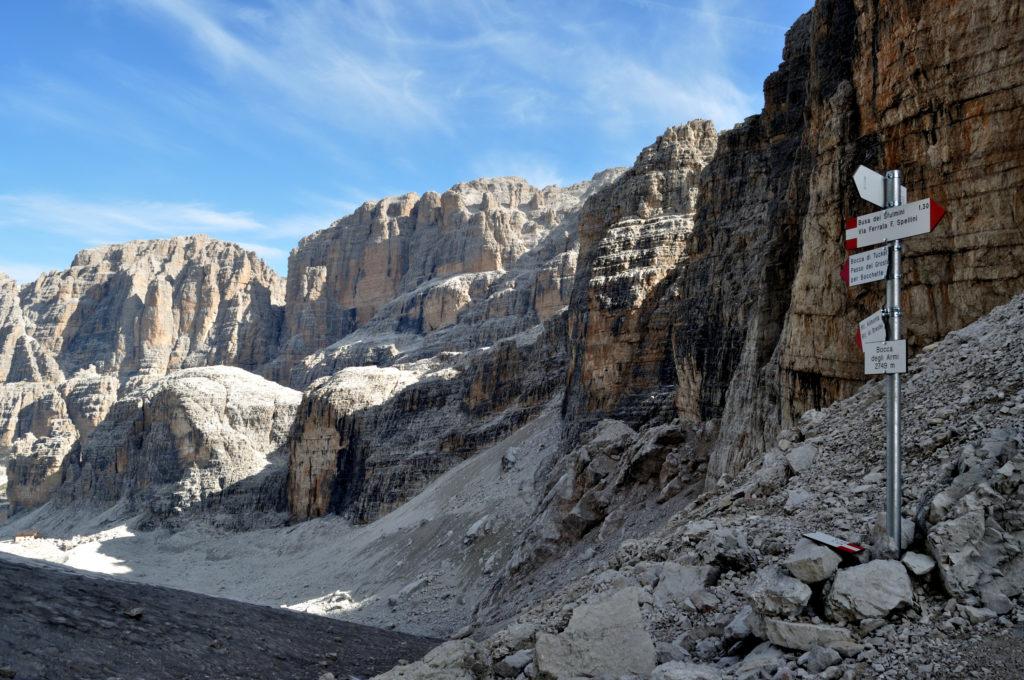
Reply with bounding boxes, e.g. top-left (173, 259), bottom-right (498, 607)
top-left (58, 366), bottom-right (300, 527)
top-left (0, 382), bottom-right (76, 514)
top-left (19, 235), bottom-right (285, 383)
top-left (0, 274), bottom-right (62, 384)
top-left (672, 0), bottom-right (1024, 483)
top-left (565, 120), bottom-right (718, 439)
top-left (280, 174), bottom-right (622, 524)
top-left (288, 313), bottom-right (567, 523)
top-left (274, 175), bottom-right (620, 387)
